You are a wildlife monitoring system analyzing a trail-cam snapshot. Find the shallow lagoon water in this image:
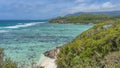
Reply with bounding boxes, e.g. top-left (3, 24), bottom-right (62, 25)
top-left (0, 22), bottom-right (93, 68)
